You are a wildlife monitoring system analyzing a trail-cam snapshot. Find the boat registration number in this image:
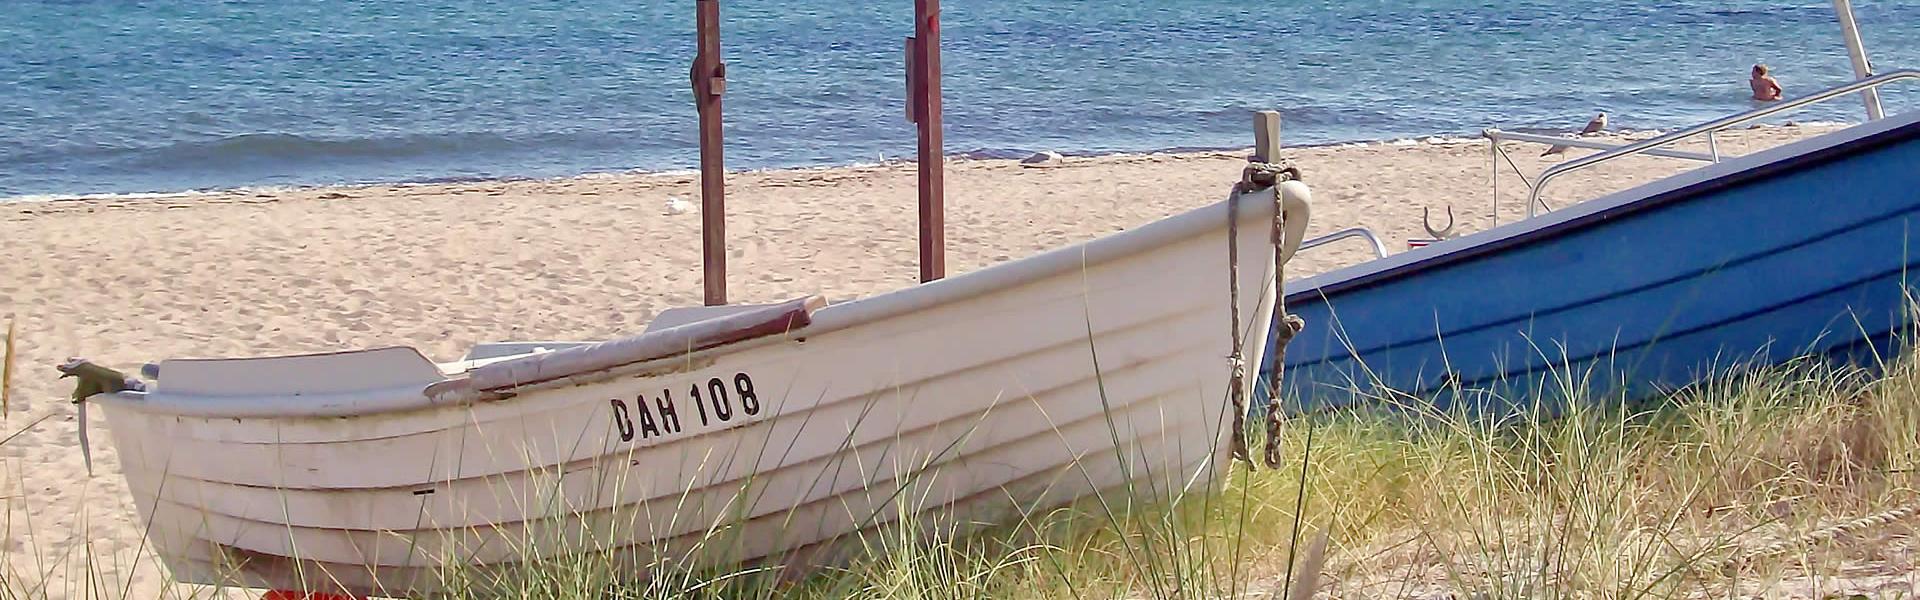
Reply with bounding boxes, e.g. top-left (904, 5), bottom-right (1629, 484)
top-left (608, 372), bottom-right (762, 442)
